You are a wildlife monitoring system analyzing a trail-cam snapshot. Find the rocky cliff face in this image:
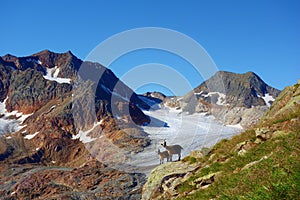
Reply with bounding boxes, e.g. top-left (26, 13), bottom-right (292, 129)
top-left (179, 71), bottom-right (281, 128)
top-left (0, 50), bottom-right (152, 199)
top-left (142, 81), bottom-right (299, 199)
